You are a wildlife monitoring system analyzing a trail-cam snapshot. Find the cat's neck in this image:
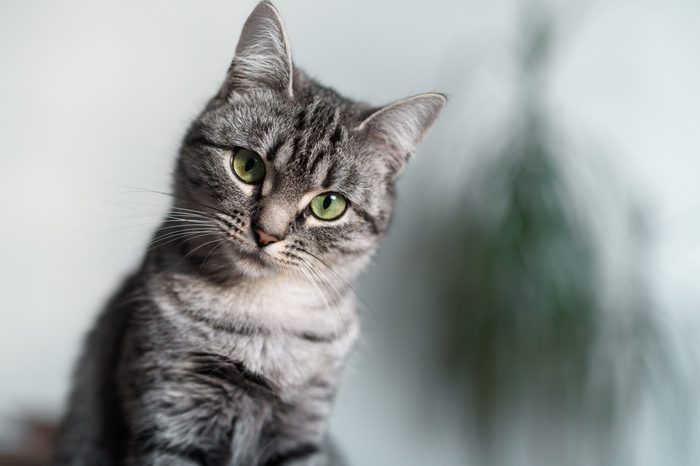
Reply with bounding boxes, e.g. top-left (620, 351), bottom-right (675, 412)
top-left (141, 247), bottom-right (360, 391)
top-left (144, 245), bottom-right (358, 340)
